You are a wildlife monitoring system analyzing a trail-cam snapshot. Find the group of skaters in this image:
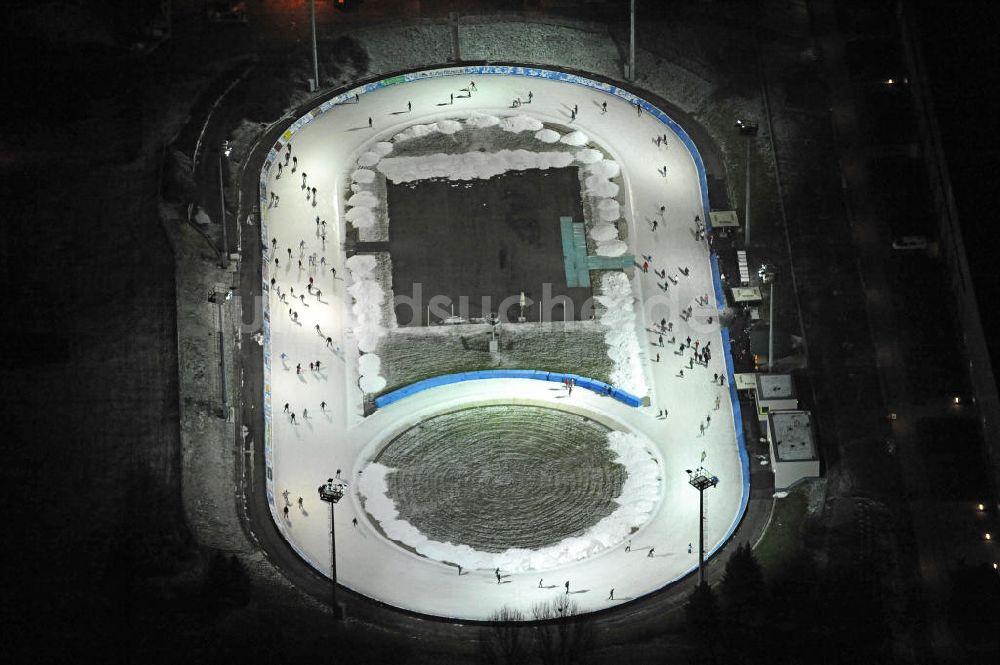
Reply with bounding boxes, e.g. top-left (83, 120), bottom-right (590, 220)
top-left (269, 143), bottom-right (343, 427)
top-left (481, 539), bottom-right (697, 602)
top-left (638, 212), bottom-right (729, 431)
